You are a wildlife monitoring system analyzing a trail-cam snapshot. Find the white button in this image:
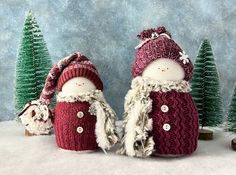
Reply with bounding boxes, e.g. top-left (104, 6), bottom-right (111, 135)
top-left (77, 111), bottom-right (84, 118)
top-left (77, 127), bottom-right (83, 134)
top-left (161, 105), bottom-right (169, 112)
top-left (163, 123), bottom-right (171, 131)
